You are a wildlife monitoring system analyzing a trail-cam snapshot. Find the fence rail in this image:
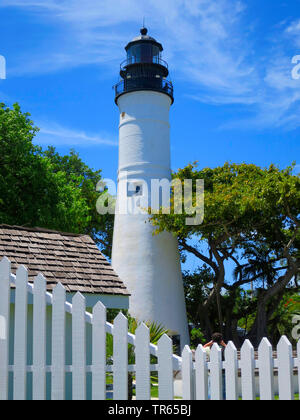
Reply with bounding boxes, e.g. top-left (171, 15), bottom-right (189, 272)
top-left (0, 256), bottom-right (299, 400)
